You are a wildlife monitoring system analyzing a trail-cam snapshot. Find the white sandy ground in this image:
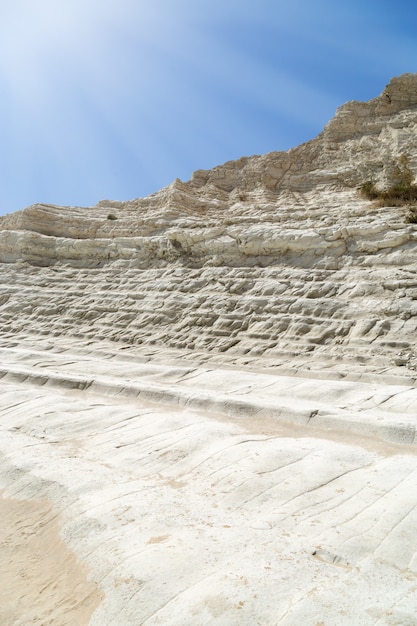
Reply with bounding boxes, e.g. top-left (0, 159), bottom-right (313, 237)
top-left (1, 337), bottom-right (417, 625)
